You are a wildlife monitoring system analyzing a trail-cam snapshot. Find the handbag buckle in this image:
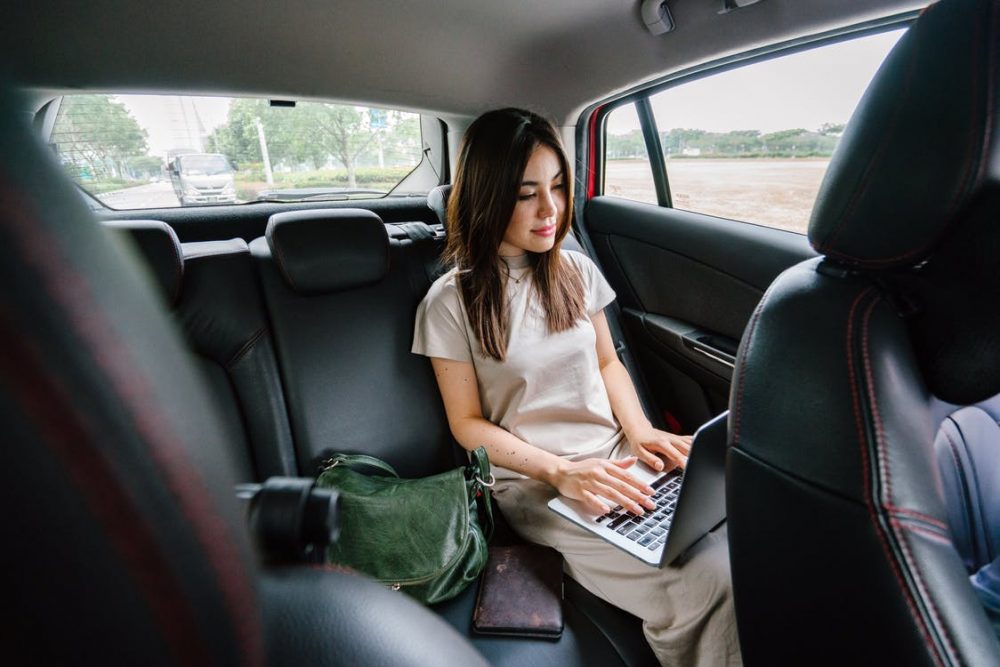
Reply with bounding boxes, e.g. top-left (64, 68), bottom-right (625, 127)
top-left (474, 473), bottom-right (496, 488)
